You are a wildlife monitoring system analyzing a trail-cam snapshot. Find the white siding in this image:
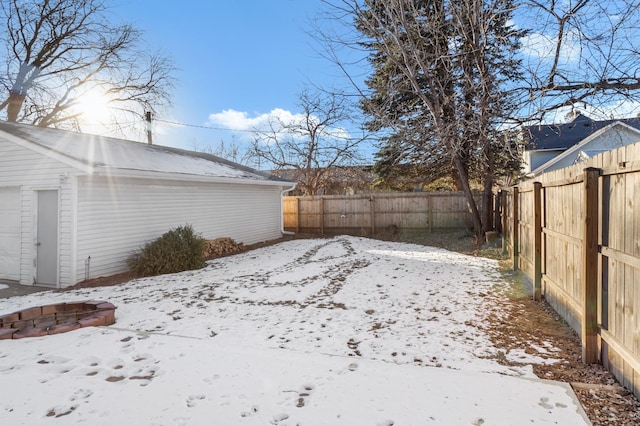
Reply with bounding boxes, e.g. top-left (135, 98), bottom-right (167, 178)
top-left (0, 138), bottom-right (78, 287)
top-left (76, 176), bottom-right (285, 280)
top-left (525, 149), bottom-right (563, 173)
top-left (547, 126), bottom-right (640, 172)
top-left (1, 135), bottom-right (288, 287)
top-left (0, 187), bottom-right (20, 280)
